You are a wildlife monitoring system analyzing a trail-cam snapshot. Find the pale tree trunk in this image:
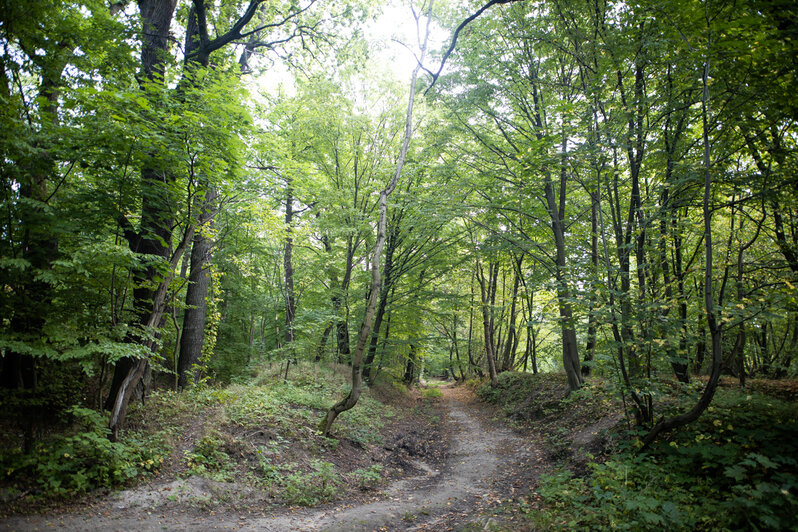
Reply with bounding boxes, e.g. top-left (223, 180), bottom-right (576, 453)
top-left (362, 226), bottom-right (397, 384)
top-left (476, 259), bottom-right (499, 387)
top-left (319, 2), bottom-right (432, 436)
top-left (110, 224), bottom-right (195, 440)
